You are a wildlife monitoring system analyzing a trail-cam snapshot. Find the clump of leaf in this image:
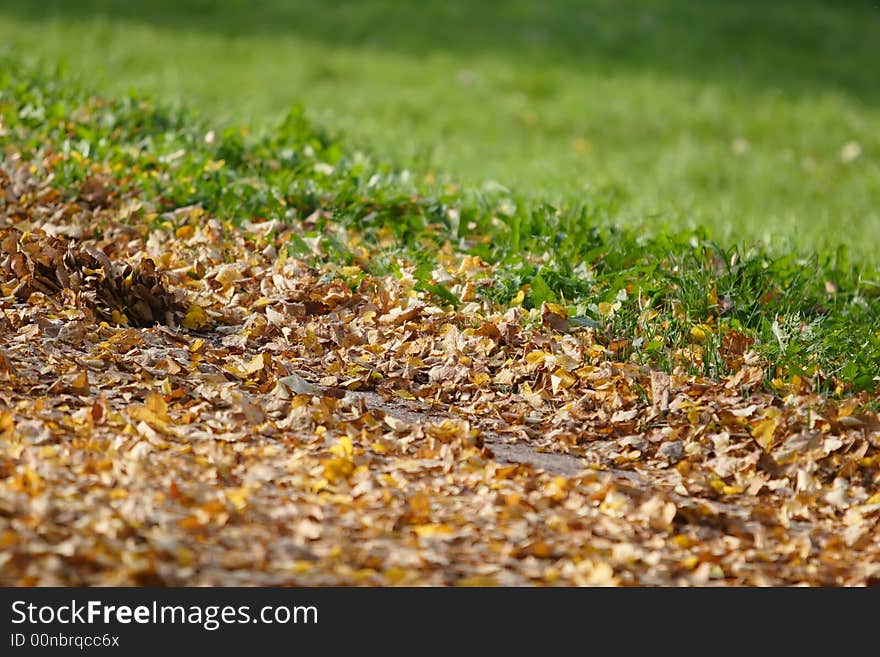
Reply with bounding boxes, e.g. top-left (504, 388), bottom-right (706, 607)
top-left (1, 228), bottom-right (184, 327)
